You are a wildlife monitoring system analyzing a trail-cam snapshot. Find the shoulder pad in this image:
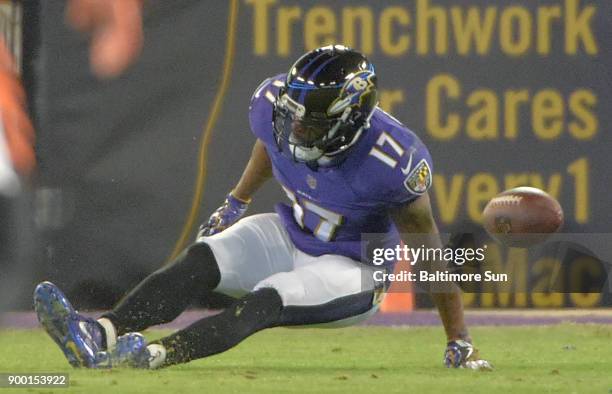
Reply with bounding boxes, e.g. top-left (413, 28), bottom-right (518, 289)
top-left (248, 74), bottom-right (286, 144)
top-left (354, 109), bottom-right (433, 205)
